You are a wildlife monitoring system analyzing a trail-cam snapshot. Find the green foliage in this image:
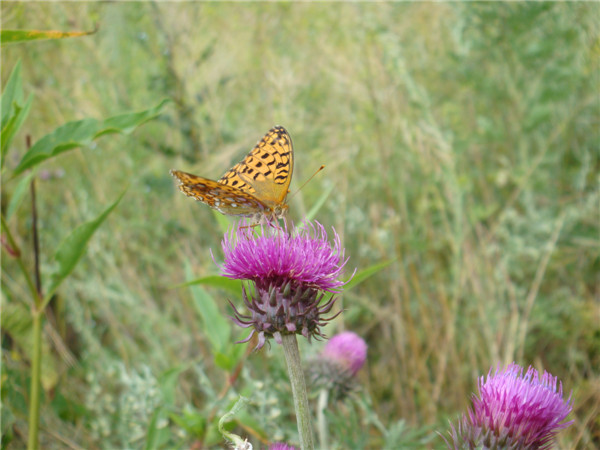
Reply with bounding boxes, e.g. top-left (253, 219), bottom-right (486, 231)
top-left (1, 60), bottom-right (32, 168)
top-left (178, 274), bottom-right (242, 296)
top-left (1, 28), bottom-right (96, 46)
top-left (184, 261), bottom-right (245, 371)
top-left (1, 2), bottom-right (597, 449)
top-left (13, 99), bottom-right (169, 175)
top-left (344, 260), bottom-right (394, 292)
top-left (45, 188), bottom-right (127, 303)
